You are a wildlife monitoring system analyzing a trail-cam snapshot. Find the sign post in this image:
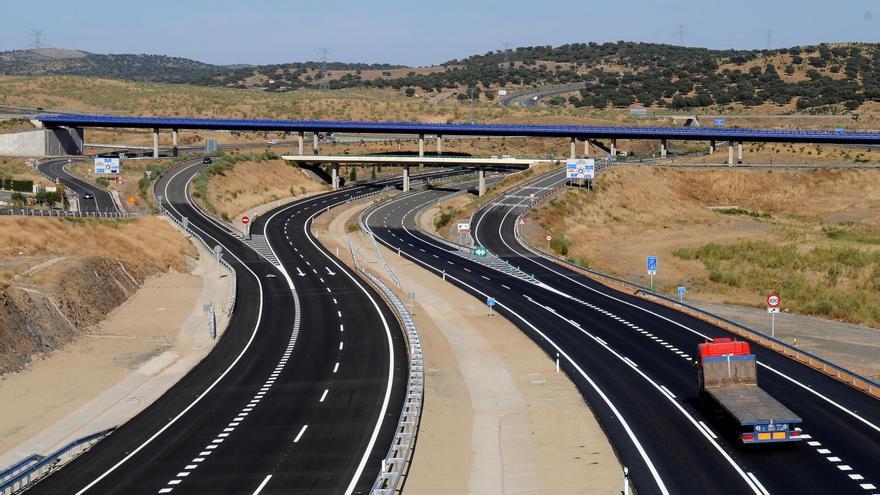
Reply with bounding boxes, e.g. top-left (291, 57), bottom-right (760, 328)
top-left (241, 215), bottom-right (251, 239)
top-left (486, 296), bottom-right (496, 316)
top-left (457, 222), bottom-right (470, 246)
top-left (767, 293), bottom-right (781, 338)
top-left (647, 256), bottom-right (658, 291)
top-left (546, 234), bottom-right (552, 251)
